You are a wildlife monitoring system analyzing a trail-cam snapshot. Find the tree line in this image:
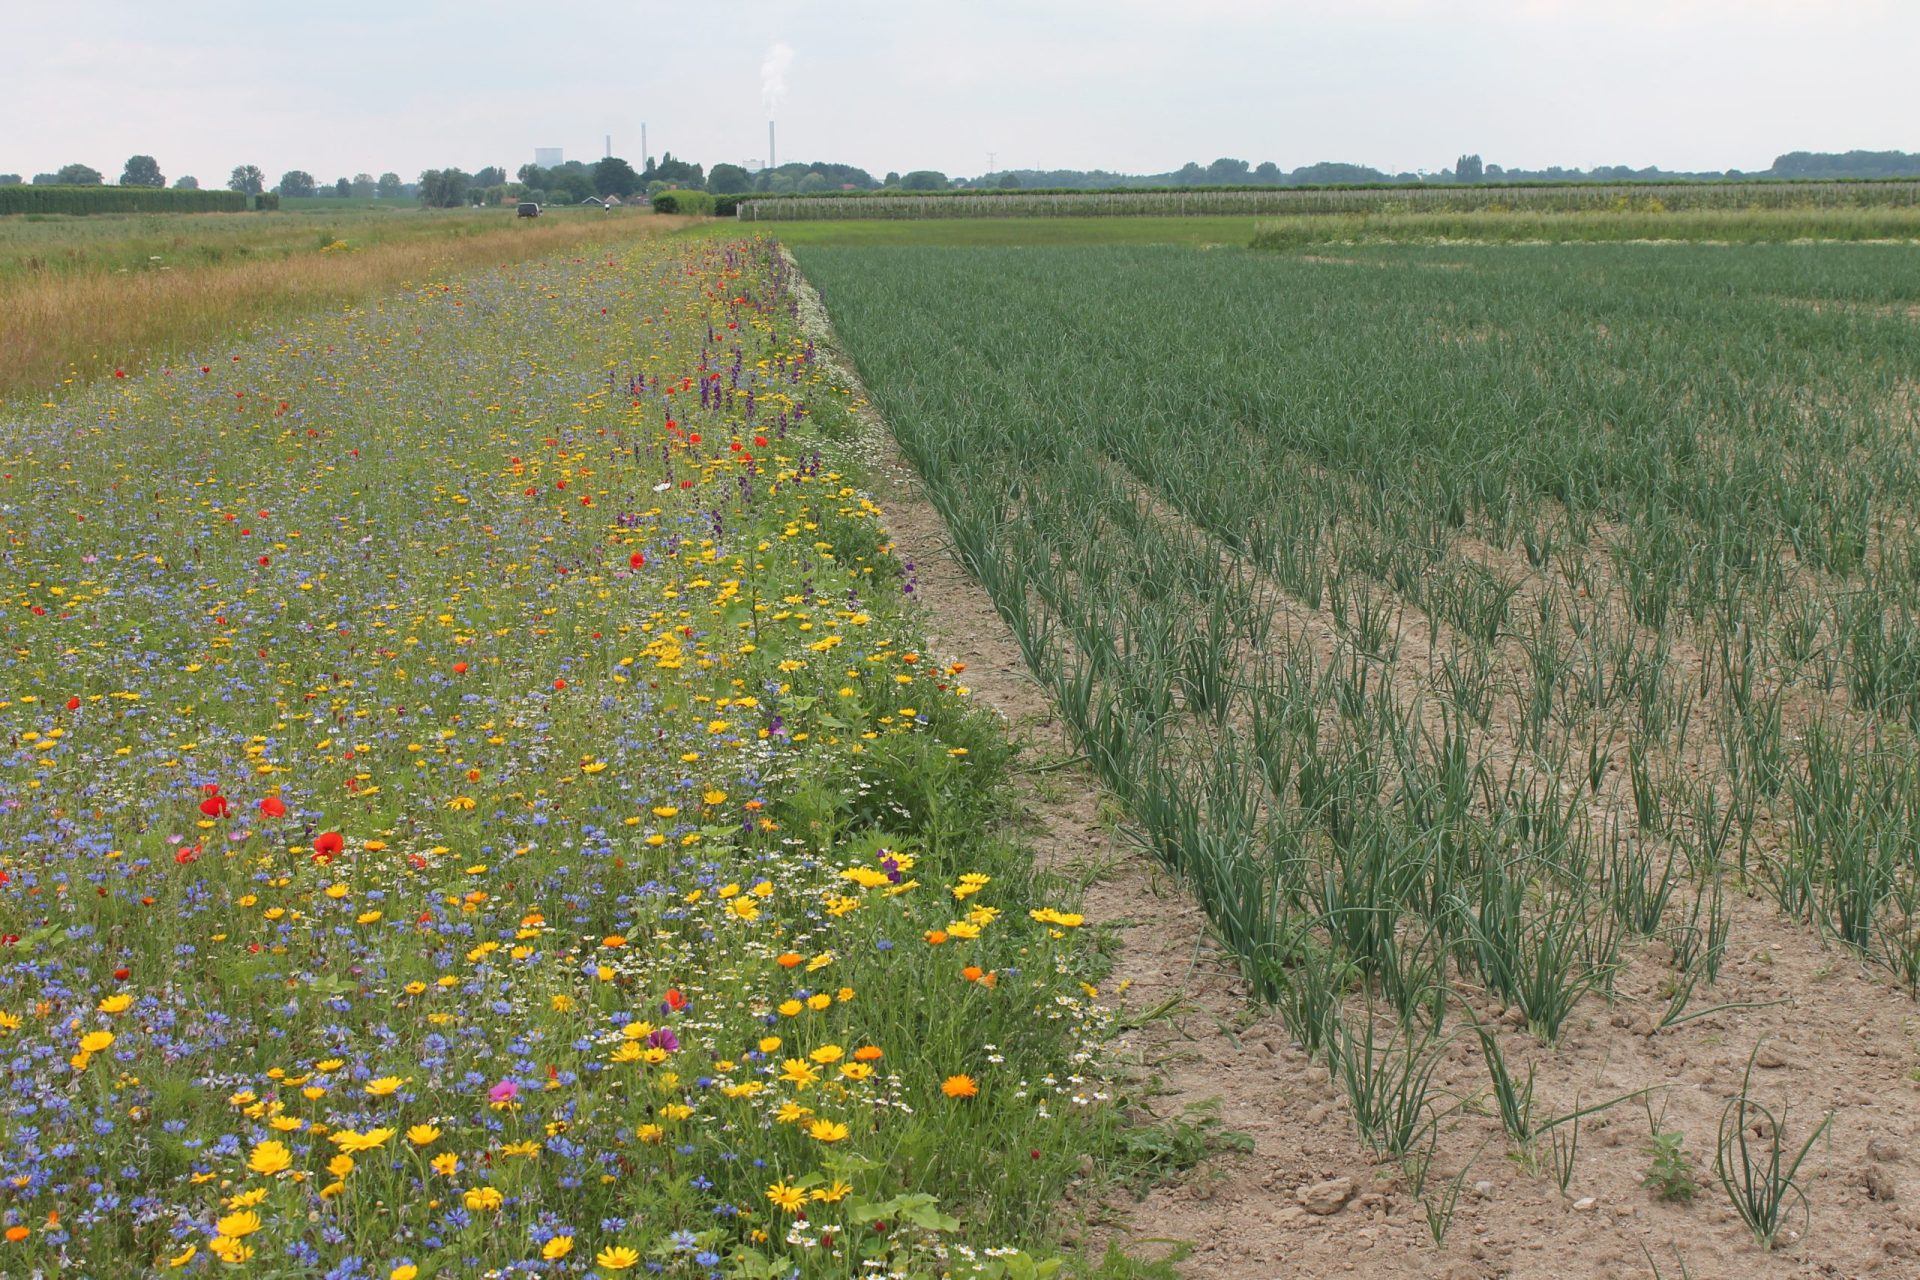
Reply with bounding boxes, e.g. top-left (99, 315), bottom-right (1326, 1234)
top-left (8, 149), bottom-right (1918, 202)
